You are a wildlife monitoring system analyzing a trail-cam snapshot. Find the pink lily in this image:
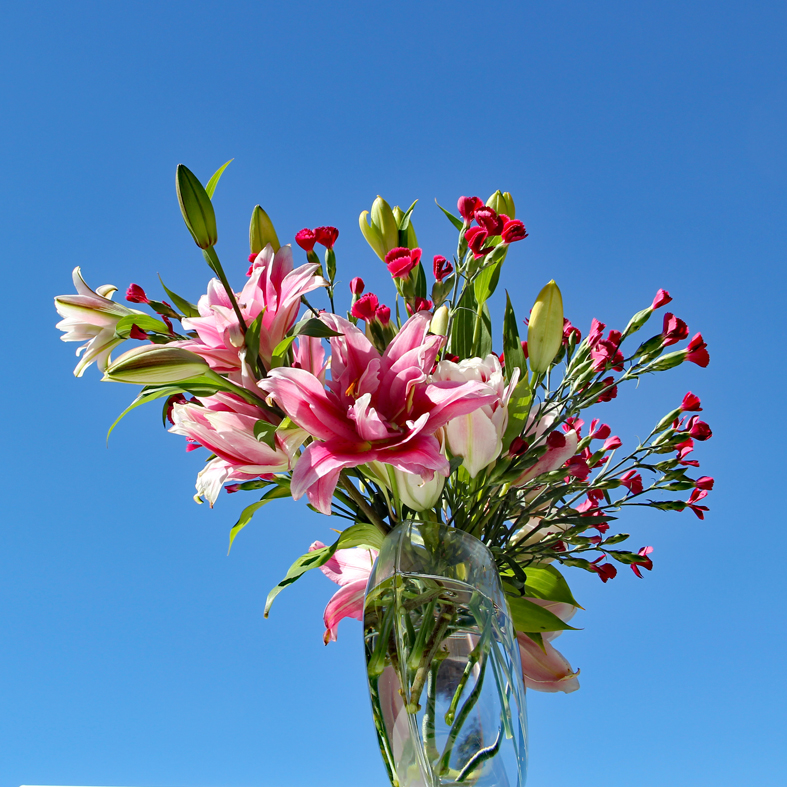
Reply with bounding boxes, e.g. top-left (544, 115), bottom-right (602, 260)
top-left (517, 599), bottom-right (580, 693)
top-left (175, 244), bottom-right (327, 376)
top-left (260, 312), bottom-right (498, 514)
top-left (310, 541), bottom-right (377, 644)
top-left (513, 428), bottom-right (579, 486)
top-left (169, 392), bottom-right (306, 505)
